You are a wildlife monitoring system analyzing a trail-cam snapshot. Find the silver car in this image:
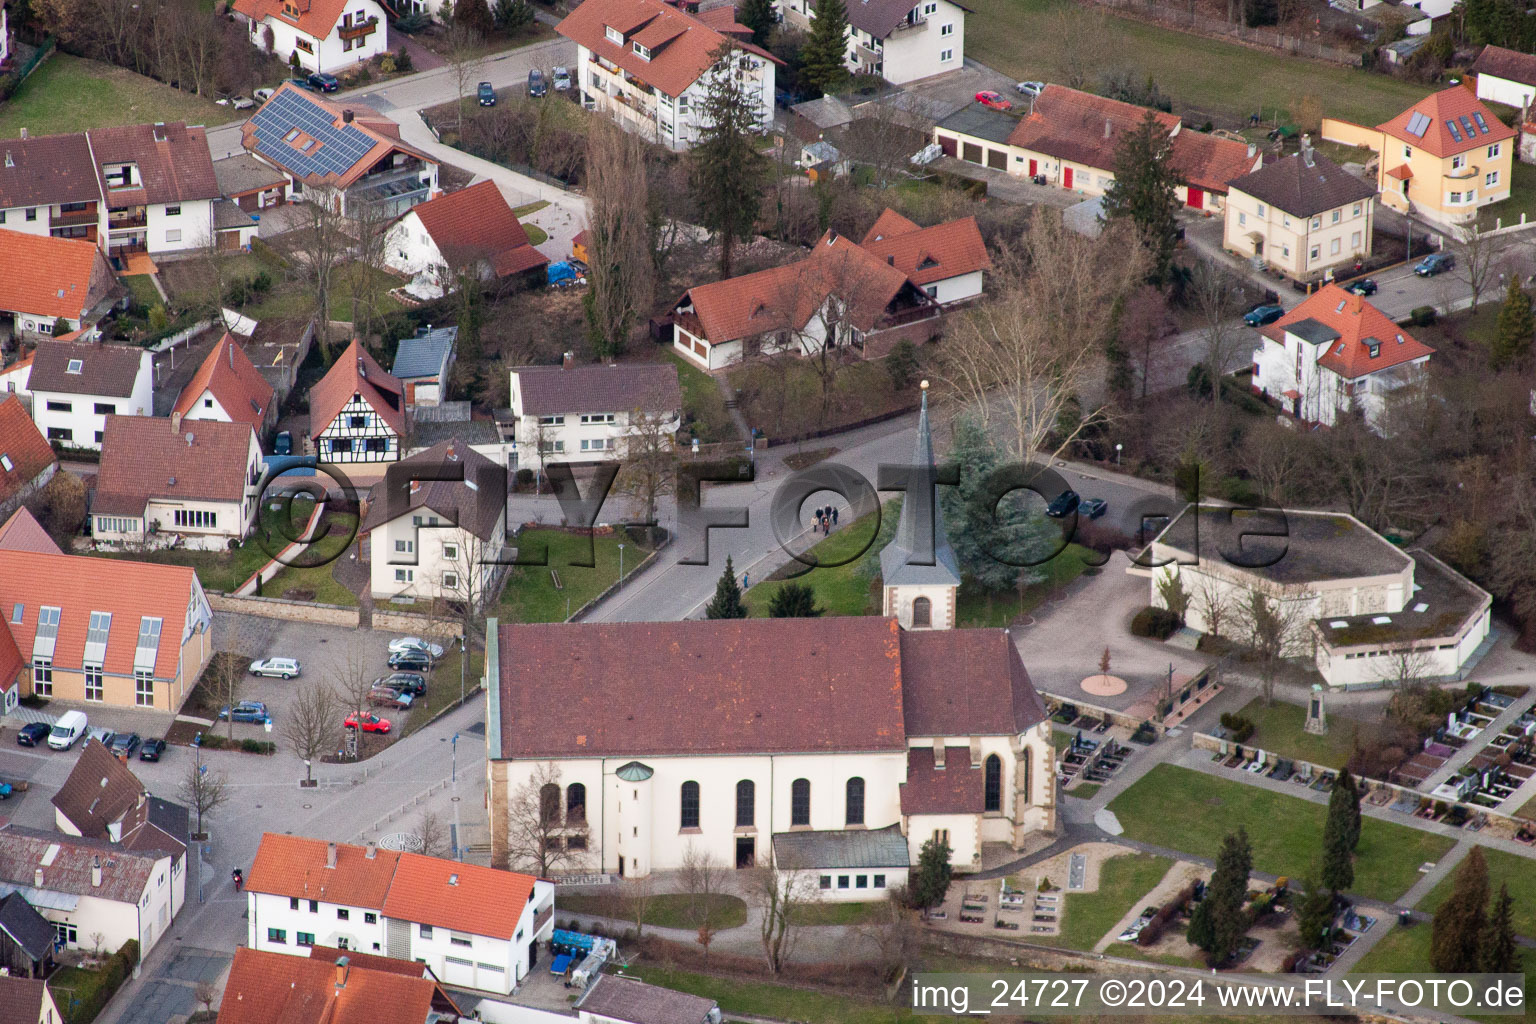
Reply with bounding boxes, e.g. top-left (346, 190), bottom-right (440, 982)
top-left (249, 657), bottom-right (301, 679)
top-left (553, 65), bottom-right (572, 91)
